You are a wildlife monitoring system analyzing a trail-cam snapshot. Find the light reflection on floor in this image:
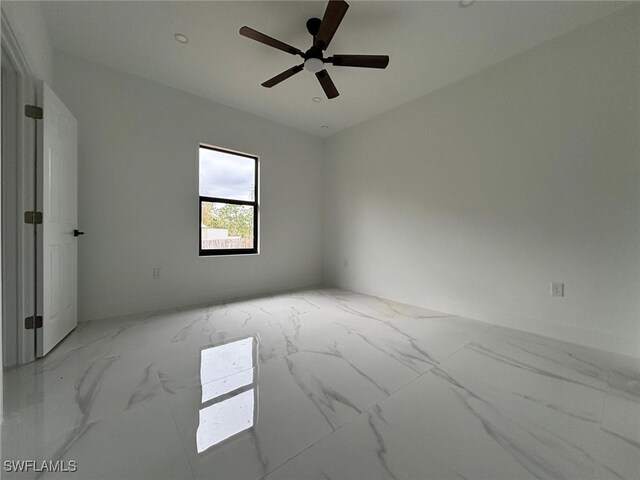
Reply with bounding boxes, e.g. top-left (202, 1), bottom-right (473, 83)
top-left (196, 337), bottom-right (256, 453)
